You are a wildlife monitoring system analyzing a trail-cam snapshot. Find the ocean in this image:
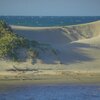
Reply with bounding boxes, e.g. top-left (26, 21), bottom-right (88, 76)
top-left (0, 16), bottom-right (100, 27)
